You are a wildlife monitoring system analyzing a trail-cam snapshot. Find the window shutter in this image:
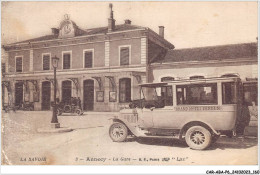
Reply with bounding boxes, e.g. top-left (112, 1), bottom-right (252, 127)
top-left (2, 63), bottom-right (6, 73)
top-left (16, 57), bottom-right (22, 72)
top-left (43, 55), bottom-right (50, 70)
top-left (84, 51), bottom-right (93, 68)
top-left (120, 47), bottom-right (129, 66)
top-left (63, 53), bottom-right (71, 69)
top-left (119, 80), bottom-right (126, 102)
